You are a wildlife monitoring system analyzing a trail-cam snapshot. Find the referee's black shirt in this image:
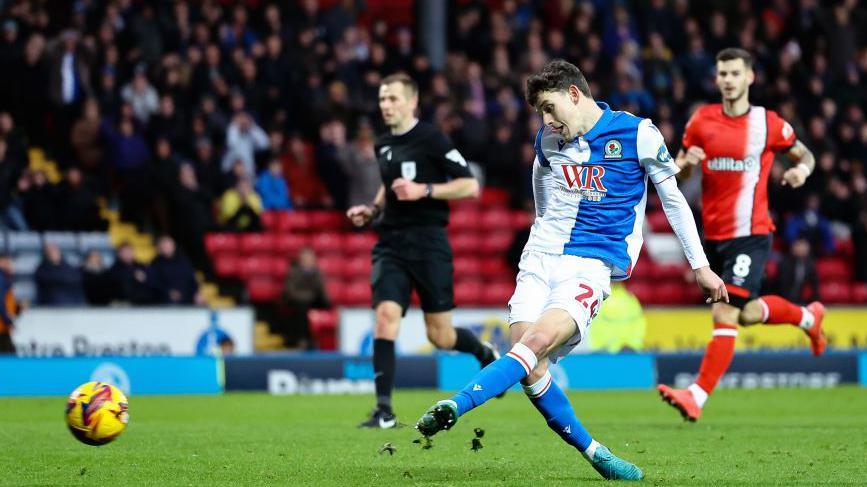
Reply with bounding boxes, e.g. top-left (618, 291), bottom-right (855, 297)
top-left (374, 122), bottom-right (473, 229)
